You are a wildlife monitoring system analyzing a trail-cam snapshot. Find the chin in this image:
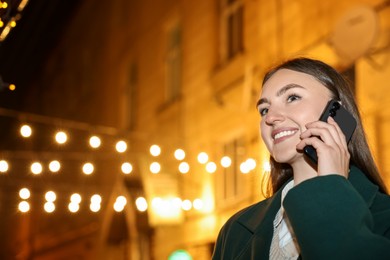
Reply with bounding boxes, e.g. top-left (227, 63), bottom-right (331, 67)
top-left (272, 152), bottom-right (298, 164)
